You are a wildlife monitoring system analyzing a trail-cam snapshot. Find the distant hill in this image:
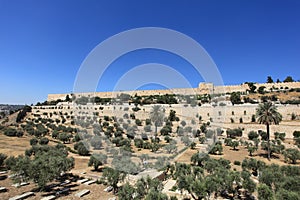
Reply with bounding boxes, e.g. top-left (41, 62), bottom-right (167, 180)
top-left (0, 104), bottom-right (24, 119)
